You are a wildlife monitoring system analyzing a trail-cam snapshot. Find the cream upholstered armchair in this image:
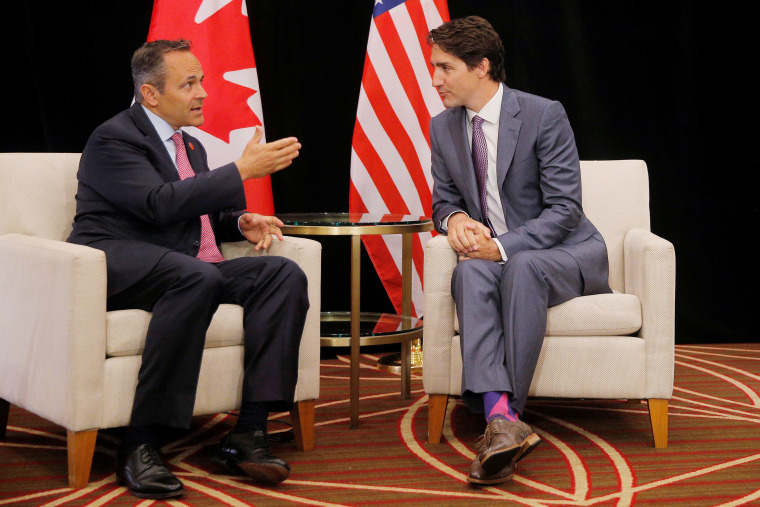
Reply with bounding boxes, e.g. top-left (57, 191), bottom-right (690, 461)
top-left (0, 152), bottom-right (321, 488)
top-left (423, 160), bottom-right (675, 448)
